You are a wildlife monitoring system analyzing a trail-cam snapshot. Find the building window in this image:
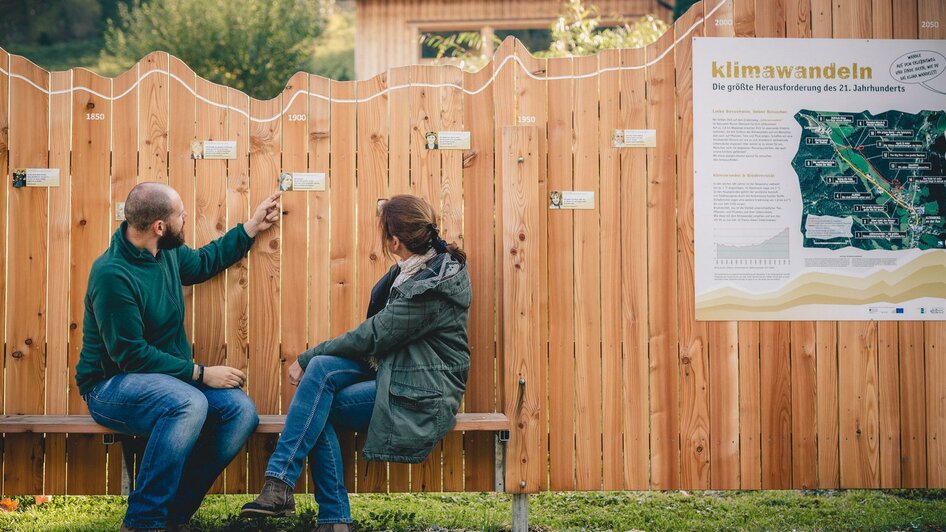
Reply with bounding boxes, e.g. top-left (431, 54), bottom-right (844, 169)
top-left (493, 28), bottom-right (552, 53)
